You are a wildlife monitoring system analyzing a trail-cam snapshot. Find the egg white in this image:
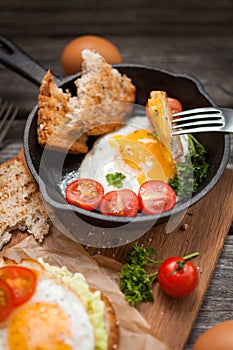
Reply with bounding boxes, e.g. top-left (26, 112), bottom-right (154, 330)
top-left (80, 115), bottom-right (185, 195)
top-left (0, 260), bottom-right (95, 350)
top-left (80, 116), bottom-right (154, 193)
